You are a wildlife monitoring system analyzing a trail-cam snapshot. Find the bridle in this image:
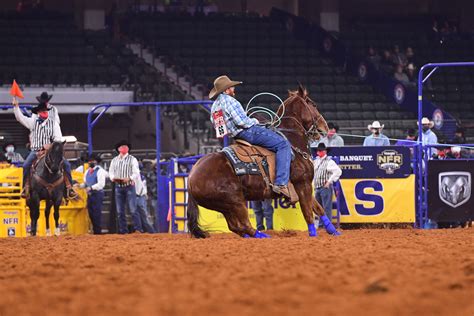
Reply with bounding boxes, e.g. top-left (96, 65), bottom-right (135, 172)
top-left (44, 148), bottom-right (63, 175)
top-left (280, 95), bottom-right (326, 141)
